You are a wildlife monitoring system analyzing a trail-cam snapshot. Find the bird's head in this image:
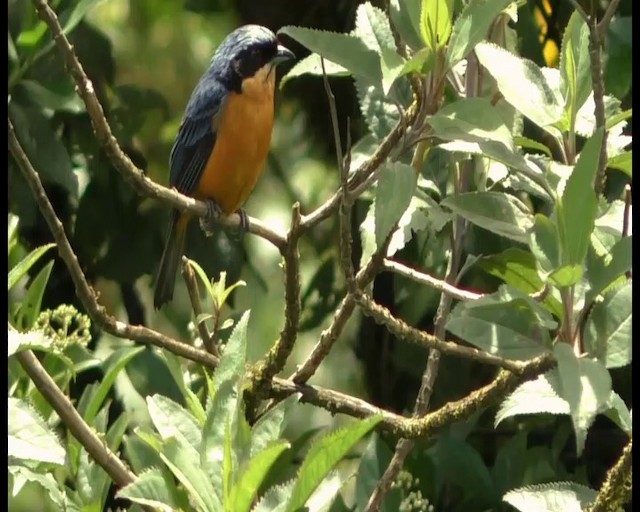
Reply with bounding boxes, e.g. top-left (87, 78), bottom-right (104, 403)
top-left (210, 25), bottom-right (295, 93)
